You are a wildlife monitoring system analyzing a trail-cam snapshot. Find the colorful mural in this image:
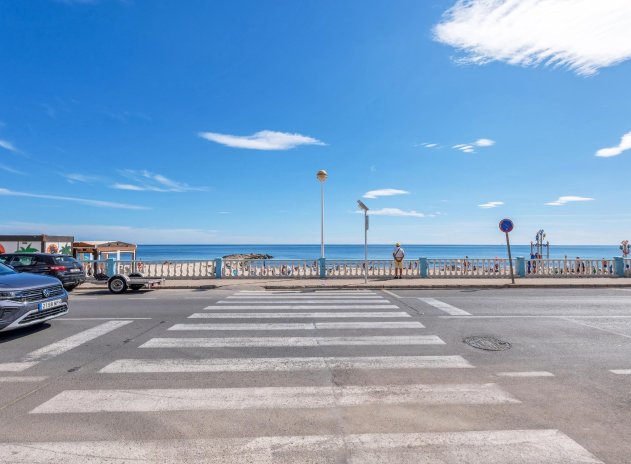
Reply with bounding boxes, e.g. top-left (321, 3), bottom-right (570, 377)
top-left (17, 243), bottom-right (39, 253)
